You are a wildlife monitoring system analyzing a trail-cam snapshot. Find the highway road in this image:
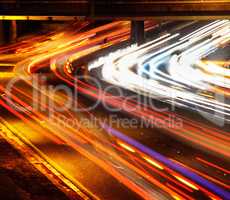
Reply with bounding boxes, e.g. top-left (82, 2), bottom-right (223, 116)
top-left (0, 20), bottom-right (229, 200)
